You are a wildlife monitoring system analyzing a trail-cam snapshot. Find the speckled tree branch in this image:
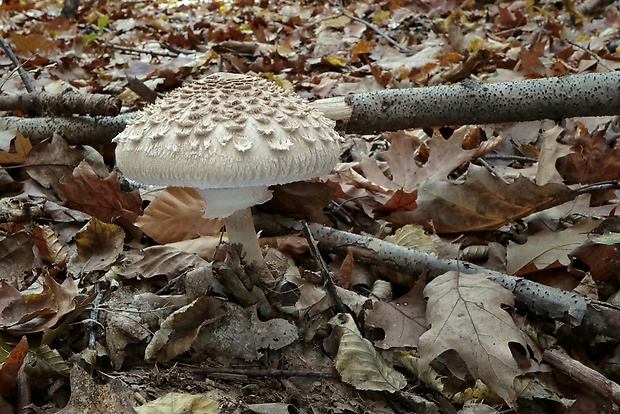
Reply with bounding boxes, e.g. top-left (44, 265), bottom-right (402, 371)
top-left (275, 218), bottom-right (620, 340)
